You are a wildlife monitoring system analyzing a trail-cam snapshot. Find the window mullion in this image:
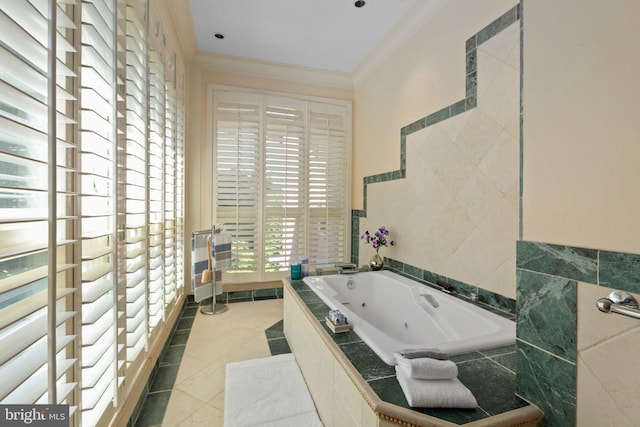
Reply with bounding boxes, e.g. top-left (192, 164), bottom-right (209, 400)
top-left (259, 96), bottom-right (265, 279)
top-left (304, 105), bottom-right (310, 266)
top-left (47, 0), bottom-right (59, 405)
top-left (113, 0), bottom-right (127, 405)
